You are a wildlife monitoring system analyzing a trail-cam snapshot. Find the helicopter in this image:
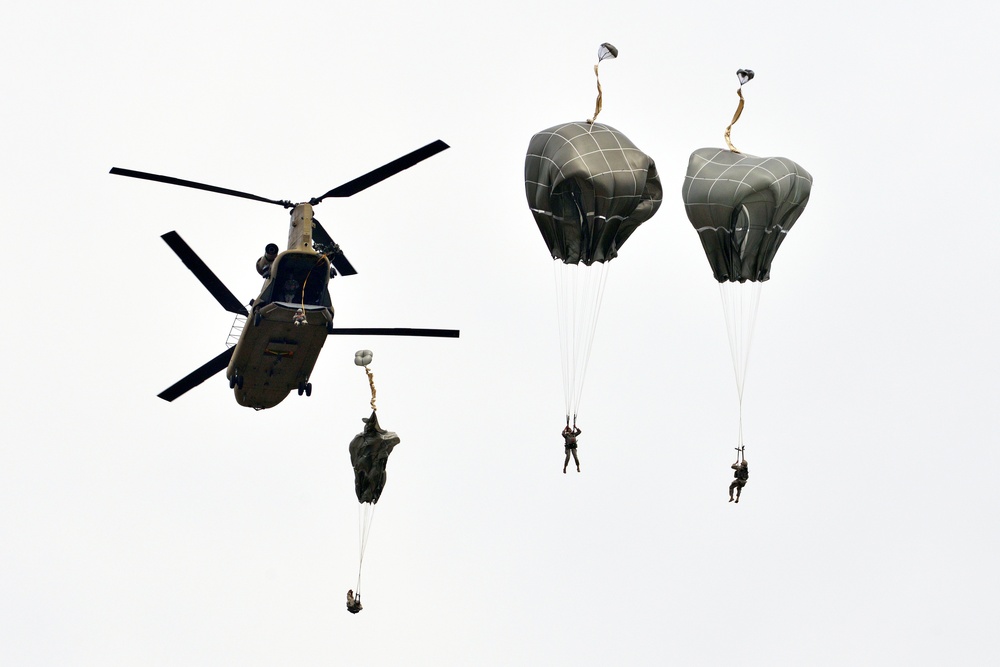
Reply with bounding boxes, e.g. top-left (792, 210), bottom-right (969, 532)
top-left (111, 140), bottom-right (459, 410)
